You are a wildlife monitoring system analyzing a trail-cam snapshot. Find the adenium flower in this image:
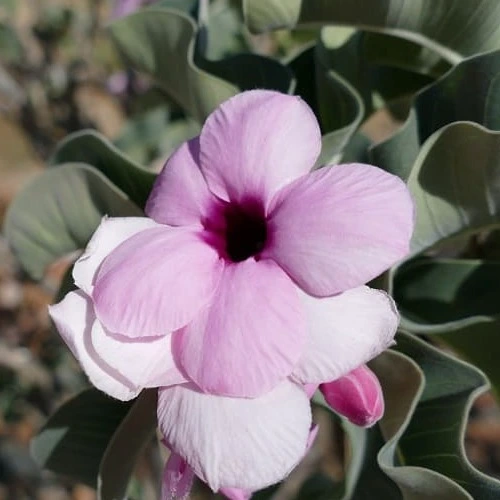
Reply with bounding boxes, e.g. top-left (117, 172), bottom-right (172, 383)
top-left (49, 90), bottom-right (413, 494)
